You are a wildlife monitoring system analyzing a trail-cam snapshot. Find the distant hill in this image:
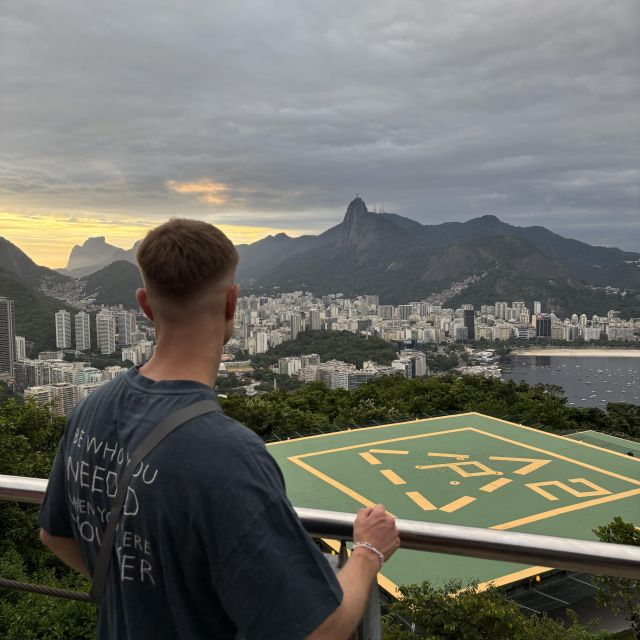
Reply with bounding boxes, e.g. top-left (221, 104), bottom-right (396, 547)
top-left (82, 261), bottom-right (142, 309)
top-left (238, 197), bottom-right (640, 316)
top-left (0, 267), bottom-right (75, 355)
top-left (0, 237), bottom-right (70, 289)
top-left (27, 197), bottom-right (640, 317)
top-left (59, 237), bottom-right (139, 277)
